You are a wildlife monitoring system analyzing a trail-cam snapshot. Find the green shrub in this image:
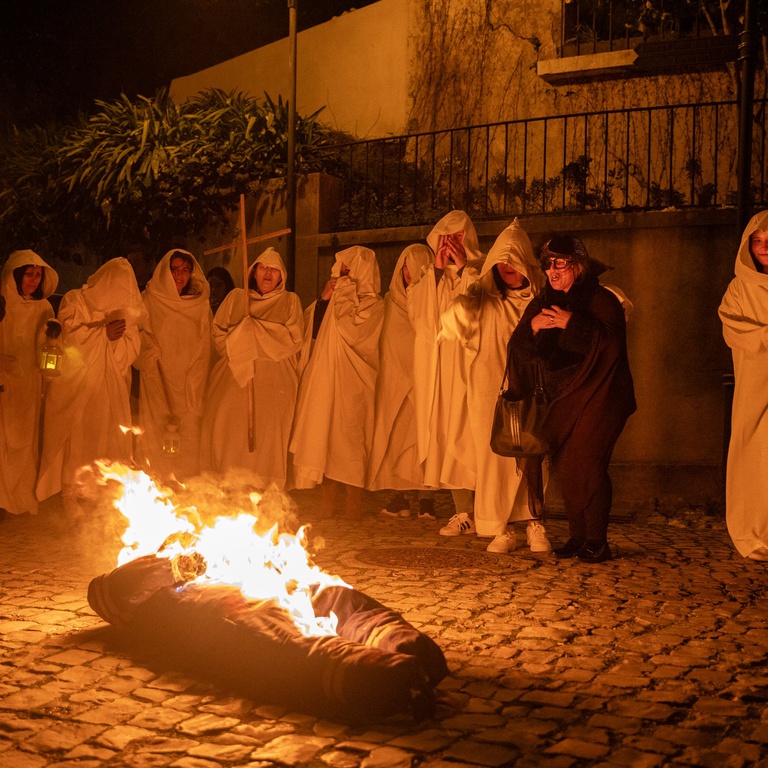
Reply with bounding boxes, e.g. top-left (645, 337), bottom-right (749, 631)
top-left (0, 88), bottom-right (341, 261)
